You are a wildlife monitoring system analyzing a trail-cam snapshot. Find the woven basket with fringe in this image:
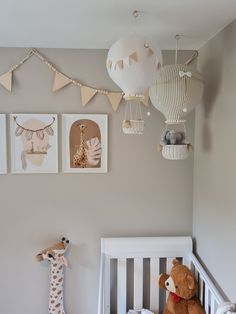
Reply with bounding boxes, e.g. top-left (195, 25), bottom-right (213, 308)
top-left (122, 119), bottom-right (144, 135)
top-left (162, 145), bottom-right (189, 160)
